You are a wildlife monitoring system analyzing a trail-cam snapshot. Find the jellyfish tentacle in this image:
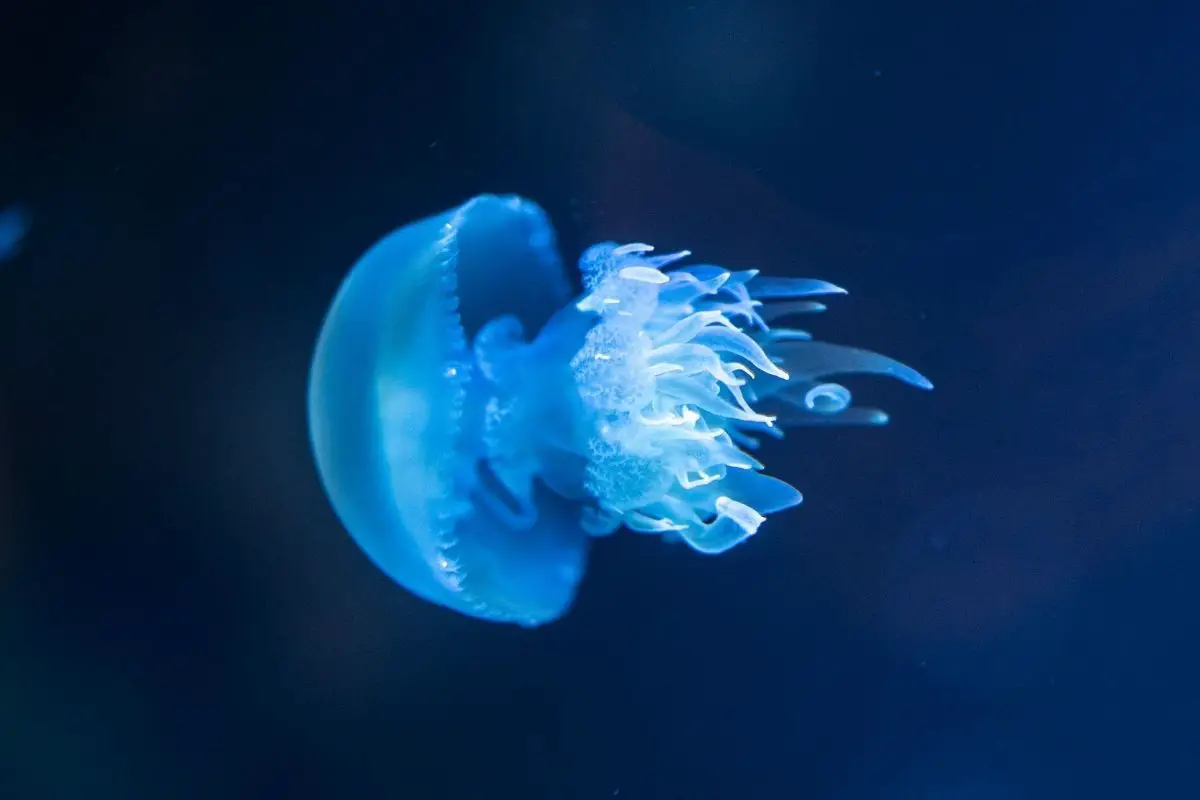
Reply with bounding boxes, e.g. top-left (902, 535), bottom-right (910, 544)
top-left (538, 242), bottom-right (928, 554)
